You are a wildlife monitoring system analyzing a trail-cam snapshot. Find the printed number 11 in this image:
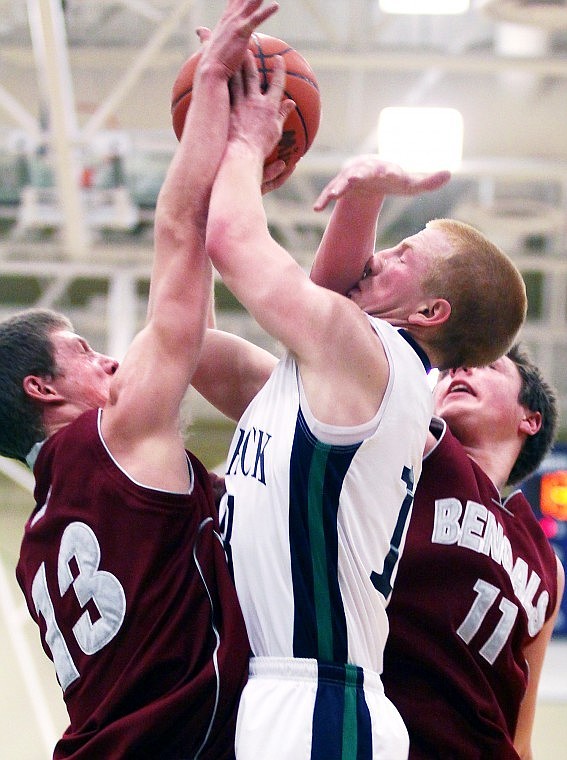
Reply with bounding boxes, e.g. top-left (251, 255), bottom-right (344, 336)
top-left (457, 578), bottom-right (518, 664)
